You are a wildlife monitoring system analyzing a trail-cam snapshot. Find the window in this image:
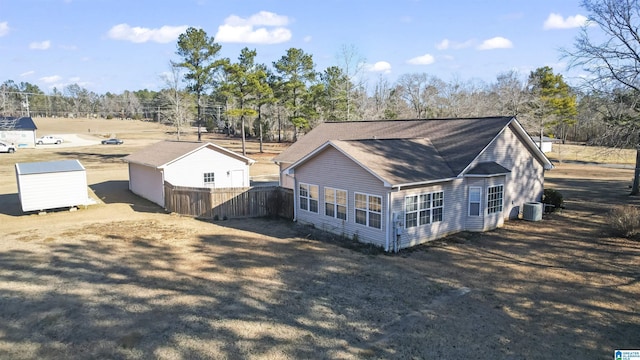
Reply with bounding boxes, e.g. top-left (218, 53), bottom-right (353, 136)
top-left (469, 187), bottom-right (481, 216)
top-left (487, 185), bottom-right (504, 214)
top-left (405, 191), bottom-right (444, 228)
top-left (299, 183), bottom-right (319, 213)
top-left (325, 187), bottom-right (347, 220)
top-left (355, 193), bottom-right (382, 229)
top-left (203, 172), bottom-right (215, 185)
